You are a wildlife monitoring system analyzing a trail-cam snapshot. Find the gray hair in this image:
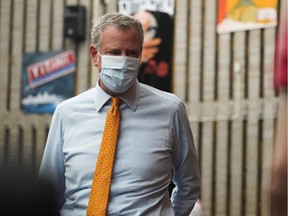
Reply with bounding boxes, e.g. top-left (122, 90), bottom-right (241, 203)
top-left (91, 12), bottom-right (144, 51)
